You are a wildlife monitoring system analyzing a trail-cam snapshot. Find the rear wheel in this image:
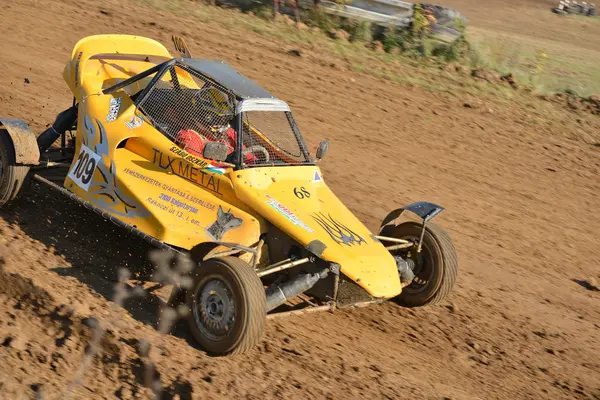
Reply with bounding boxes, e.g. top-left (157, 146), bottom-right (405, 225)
top-left (0, 133), bottom-right (29, 207)
top-left (390, 221), bottom-right (458, 307)
top-left (186, 256), bottom-right (266, 356)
